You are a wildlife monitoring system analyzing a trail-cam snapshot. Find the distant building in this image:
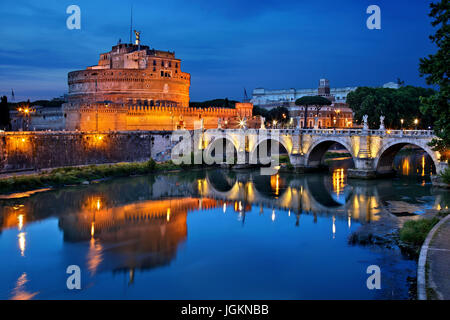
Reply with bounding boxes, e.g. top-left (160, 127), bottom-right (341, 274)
top-left (251, 79), bottom-right (358, 108)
